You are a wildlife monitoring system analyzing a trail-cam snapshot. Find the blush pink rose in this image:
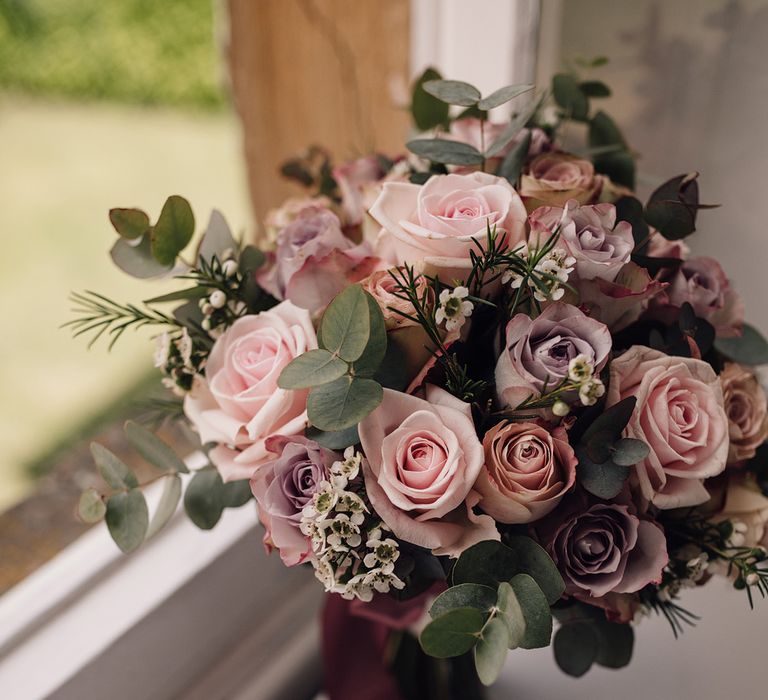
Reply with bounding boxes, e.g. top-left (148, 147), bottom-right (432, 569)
top-left (529, 199), bottom-right (633, 282)
top-left (607, 346), bottom-right (728, 509)
top-left (495, 303), bottom-right (612, 409)
top-left (184, 301), bottom-right (316, 481)
top-left (720, 362), bottom-right (768, 465)
top-left (519, 153), bottom-right (602, 212)
top-left (359, 268), bottom-right (427, 329)
top-left (359, 386), bottom-right (498, 557)
top-left (258, 207), bottom-right (378, 314)
top-left (475, 421), bottom-right (577, 523)
top-left (648, 256), bottom-right (745, 338)
top-left (369, 171), bottom-right (527, 281)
